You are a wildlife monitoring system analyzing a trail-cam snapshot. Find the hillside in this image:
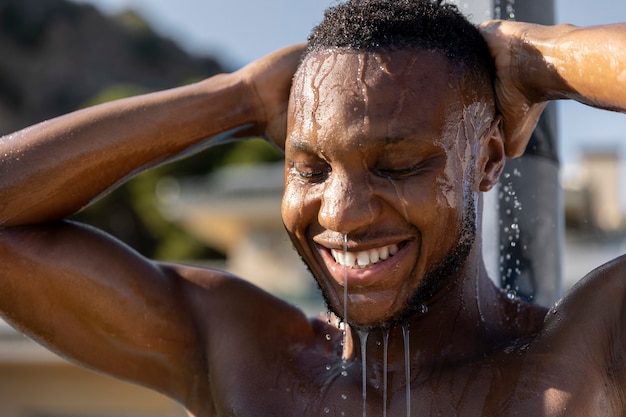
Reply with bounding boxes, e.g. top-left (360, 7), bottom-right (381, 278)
top-left (0, 0), bottom-right (224, 134)
top-left (0, 0), bottom-right (260, 260)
